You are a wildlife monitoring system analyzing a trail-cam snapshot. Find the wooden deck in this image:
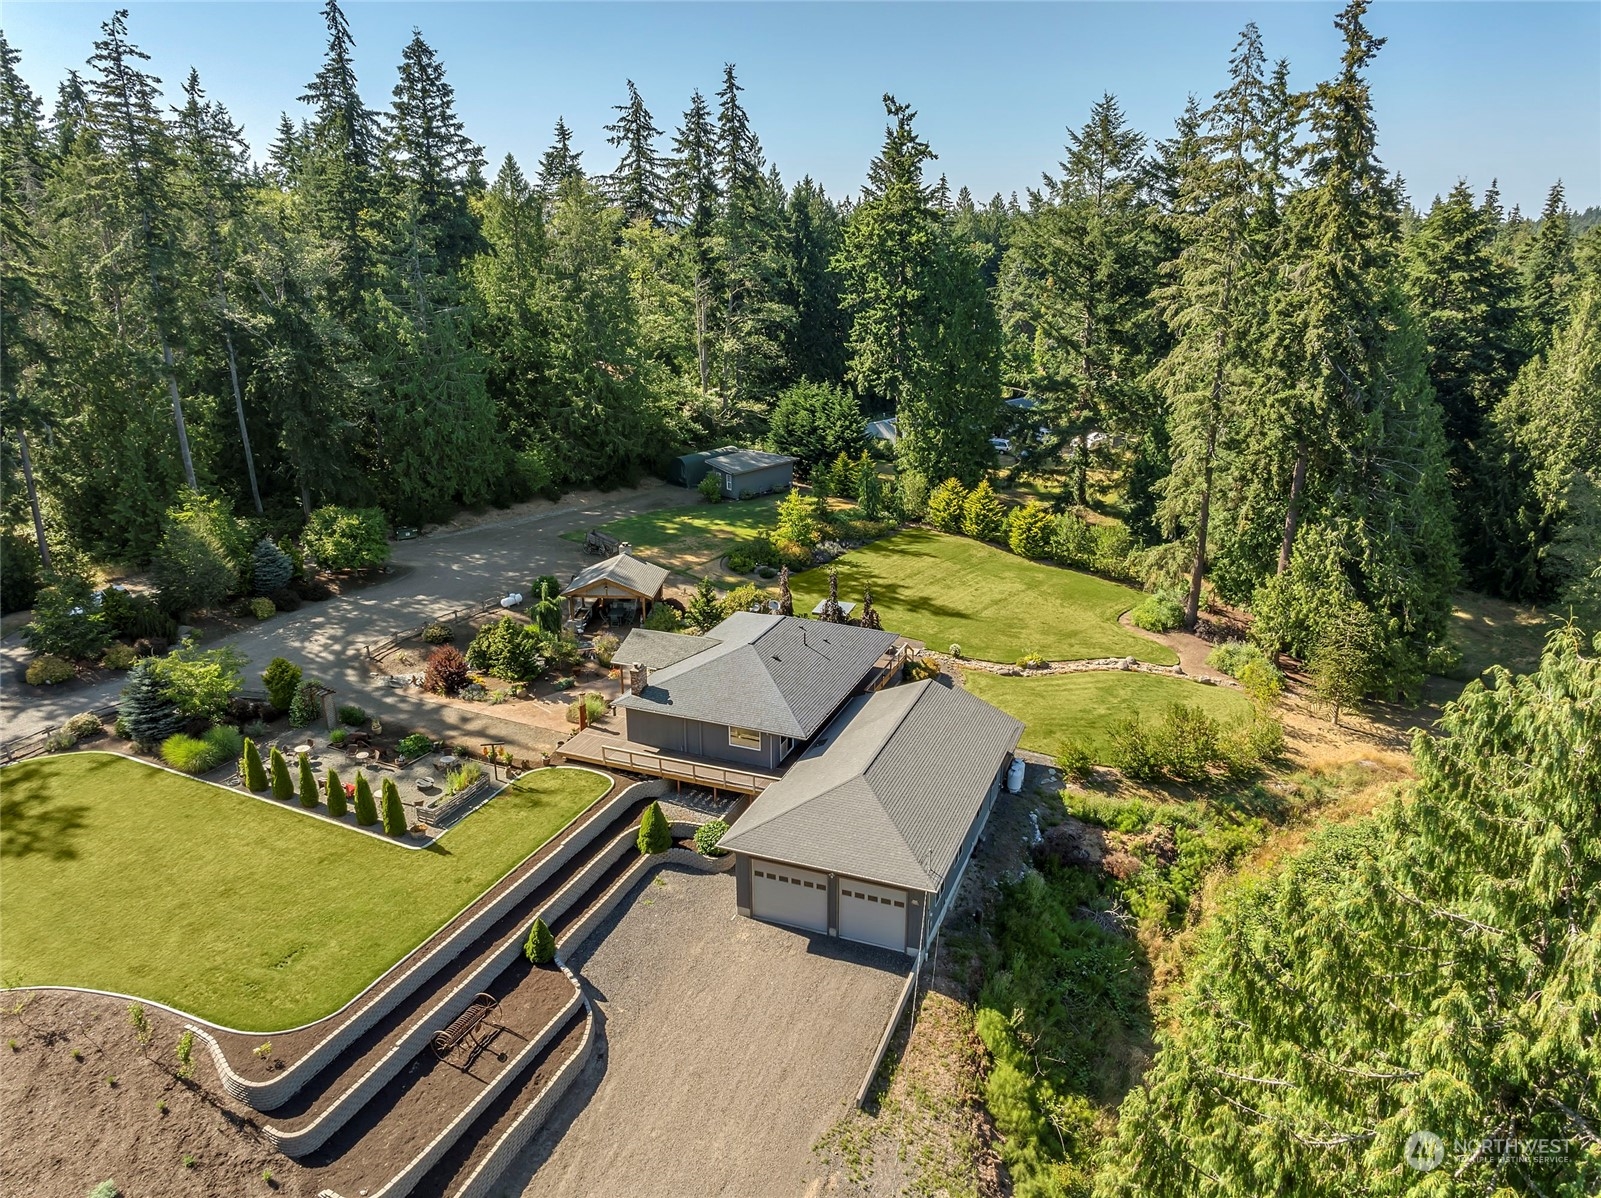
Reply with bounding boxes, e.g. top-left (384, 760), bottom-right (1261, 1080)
top-left (558, 728), bottom-right (780, 795)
